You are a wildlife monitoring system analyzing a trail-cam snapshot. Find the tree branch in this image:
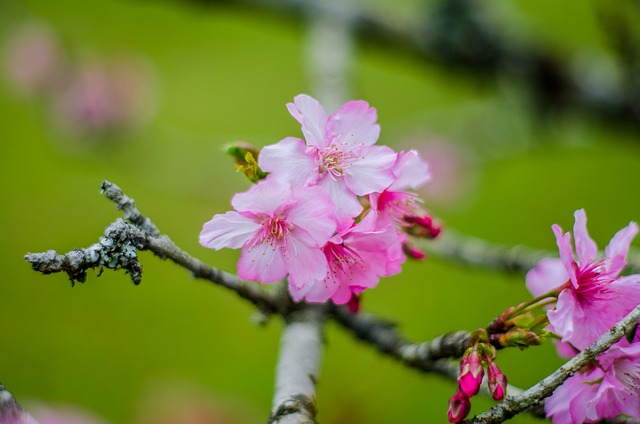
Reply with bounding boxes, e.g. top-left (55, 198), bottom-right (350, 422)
top-left (269, 305), bottom-right (325, 424)
top-left (26, 181), bottom-right (285, 315)
top-left (465, 303), bottom-right (640, 423)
